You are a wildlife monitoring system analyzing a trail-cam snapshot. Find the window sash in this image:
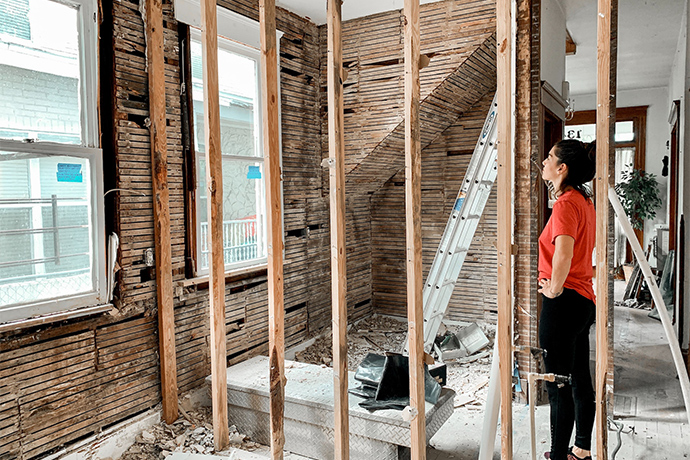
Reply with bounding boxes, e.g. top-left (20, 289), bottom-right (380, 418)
top-left (190, 33), bottom-right (268, 274)
top-left (0, 140), bottom-right (106, 323)
top-left (179, 1), bottom-right (284, 276)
